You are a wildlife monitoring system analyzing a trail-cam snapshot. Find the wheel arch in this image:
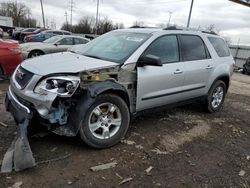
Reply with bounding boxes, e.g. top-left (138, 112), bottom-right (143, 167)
top-left (28, 49), bottom-right (45, 58)
top-left (87, 81), bottom-right (130, 108)
top-left (213, 74), bottom-right (230, 91)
